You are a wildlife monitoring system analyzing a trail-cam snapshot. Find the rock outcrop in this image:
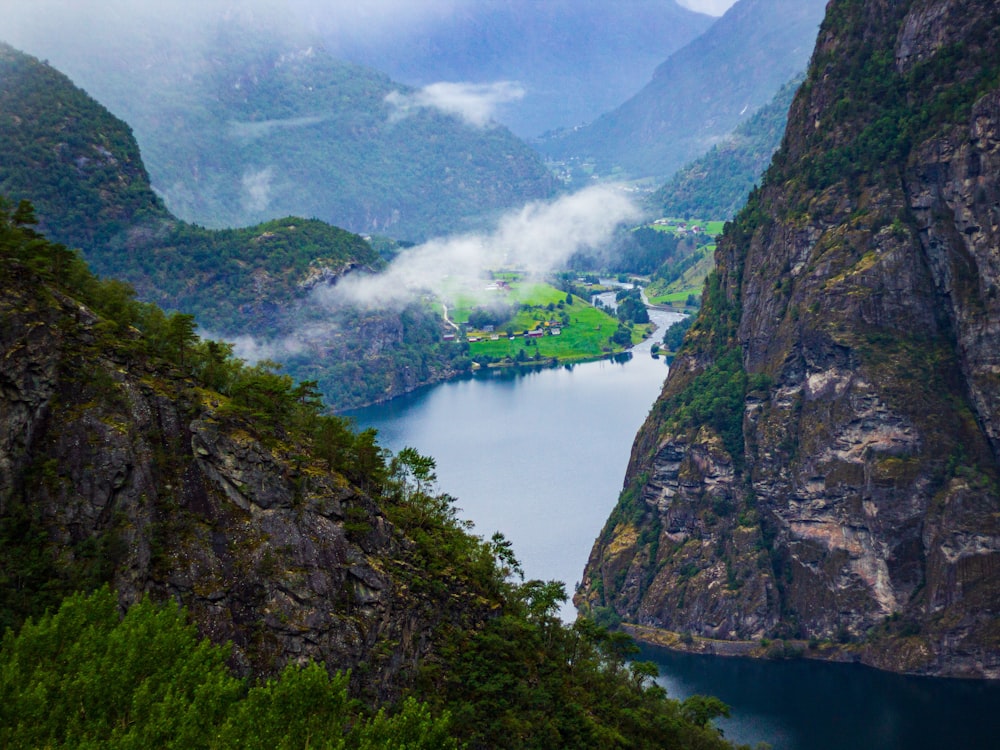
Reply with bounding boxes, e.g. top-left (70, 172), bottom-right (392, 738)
top-left (0, 258), bottom-right (477, 698)
top-left (579, 0), bottom-right (1000, 678)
